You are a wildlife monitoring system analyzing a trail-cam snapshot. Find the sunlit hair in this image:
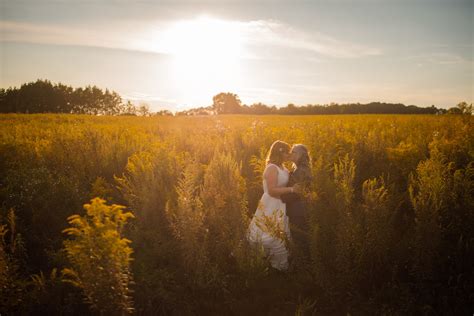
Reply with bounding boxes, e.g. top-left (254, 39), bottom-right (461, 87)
top-left (291, 144), bottom-right (311, 167)
top-left (266, 140), bottom-right (291, 166)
